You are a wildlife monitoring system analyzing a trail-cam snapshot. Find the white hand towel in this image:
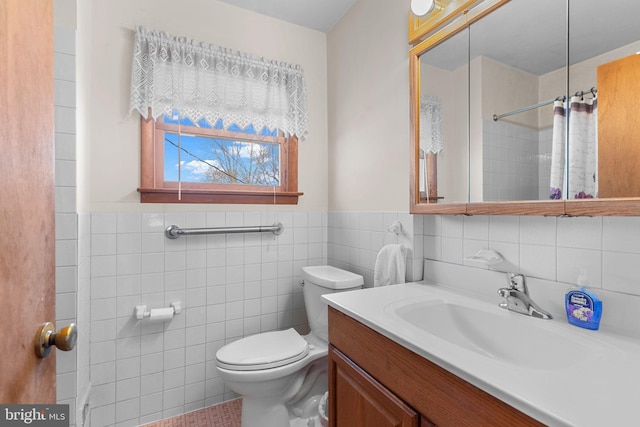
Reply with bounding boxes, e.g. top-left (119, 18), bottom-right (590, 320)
top-left (374, 244), bottom-right (406, 287)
